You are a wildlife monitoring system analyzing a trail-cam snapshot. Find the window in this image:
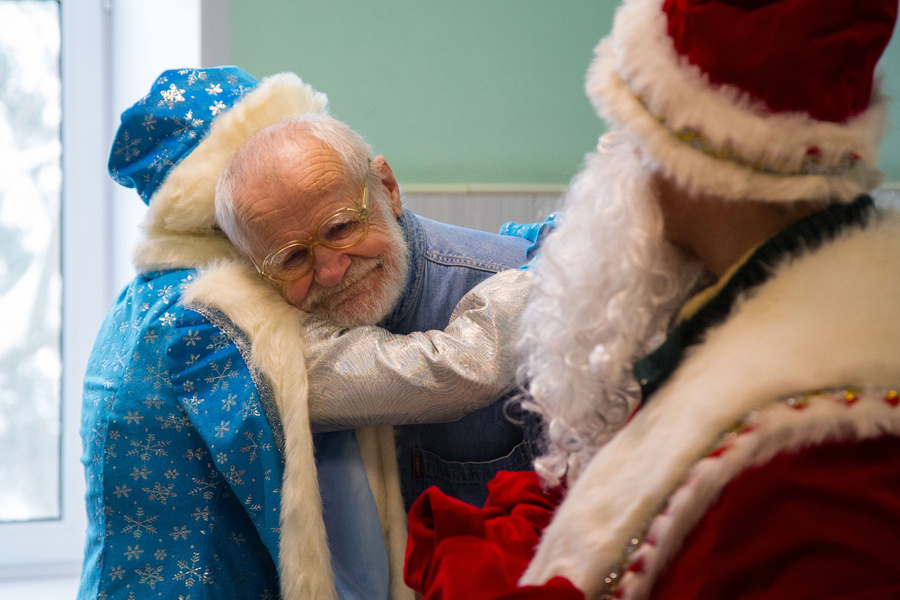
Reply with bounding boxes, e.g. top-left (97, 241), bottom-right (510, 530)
top-left (0, 0), bottom-right (63, 525)
top-left (0, 0), bottom-right (106, 581)
top-left (0, 2), bottom-right (201, 590)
